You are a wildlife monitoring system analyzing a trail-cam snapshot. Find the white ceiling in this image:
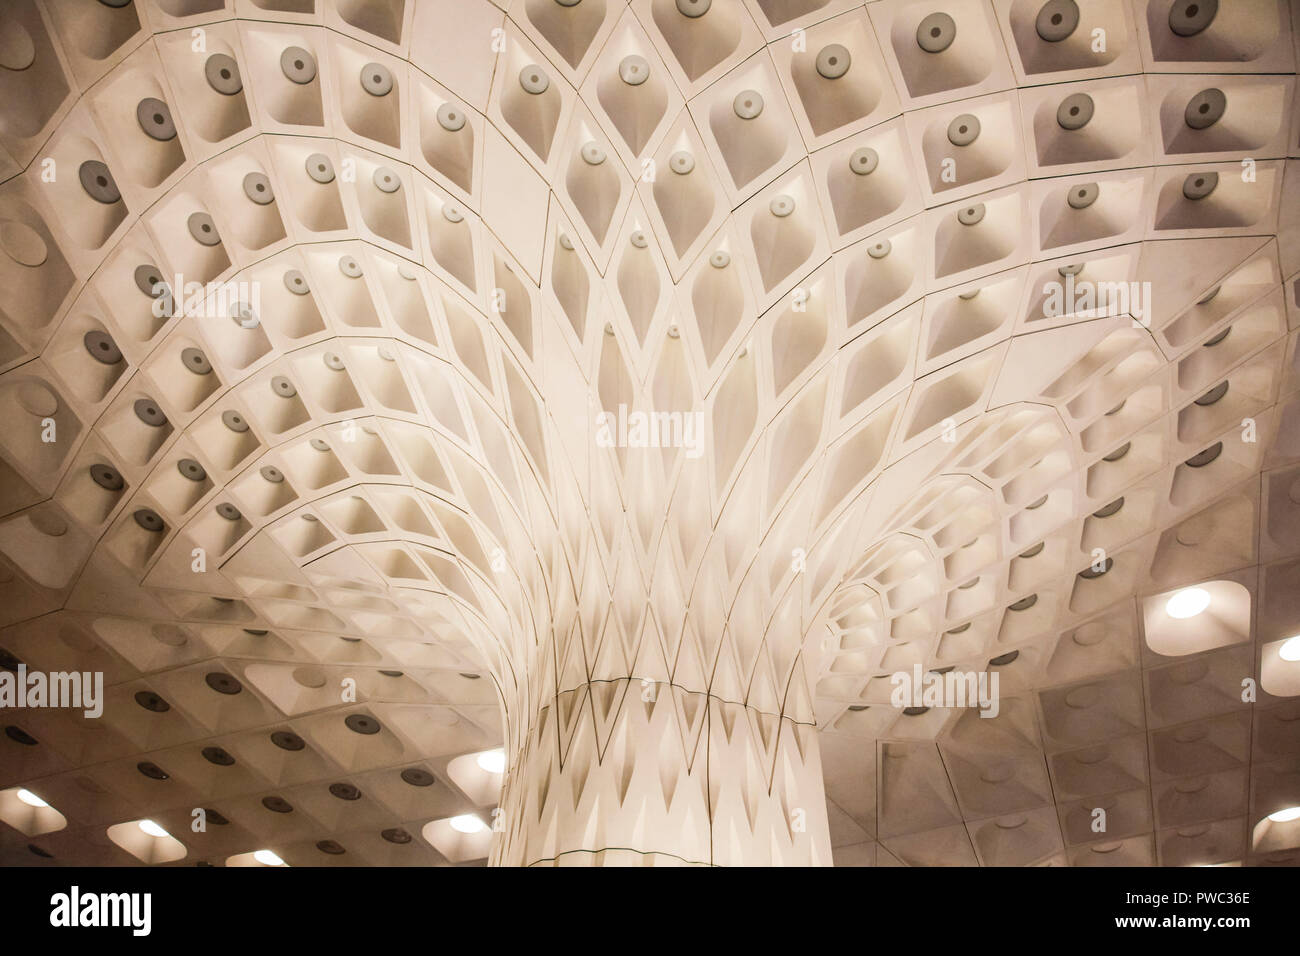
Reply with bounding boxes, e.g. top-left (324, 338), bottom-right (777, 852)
top-left (0, 0), bottom-right (1298, 867)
